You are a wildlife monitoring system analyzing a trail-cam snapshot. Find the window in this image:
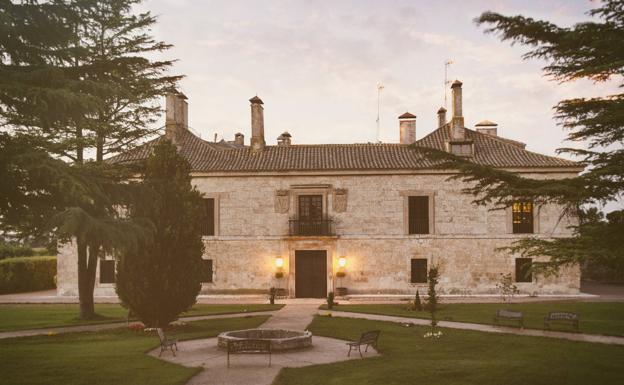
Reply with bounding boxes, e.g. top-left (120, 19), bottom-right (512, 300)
top-left (201, 259), bottom-right (213, 283)
top-left (512, 201), bottom-right (534, 234)
top-left (408, 196), bottom-right (429, 234)
top-left (450, 143), bottom-right (473, 156)
top-left (99, 260), bottom-right (115, 284)
top-left (411, 259), bottom-right (428, 283)
top-left (515, 258), bottom-right (532, 282)
top-left (201, 198), bottom-right (215, 236)
top-left (298, 195), bottom-right (323, 221)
